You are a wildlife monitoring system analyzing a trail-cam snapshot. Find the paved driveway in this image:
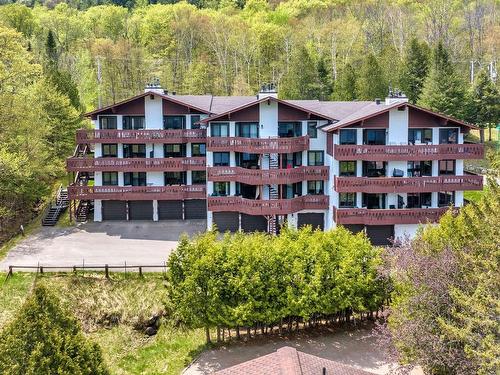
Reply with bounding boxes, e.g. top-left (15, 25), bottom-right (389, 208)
top-left (0, 220), bottom-right (206, 271)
